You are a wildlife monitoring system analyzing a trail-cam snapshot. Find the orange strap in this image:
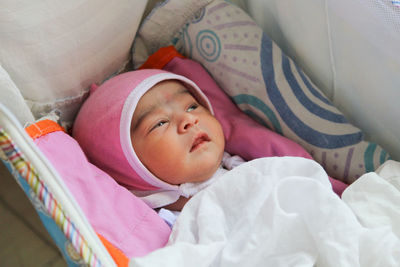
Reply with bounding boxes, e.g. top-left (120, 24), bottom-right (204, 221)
top-left (25, 119), bottom-right (66, 140)
top-left (98, 234), bottom-right (129, 267)
top-left (139, 45), bottom-right (185, 70)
